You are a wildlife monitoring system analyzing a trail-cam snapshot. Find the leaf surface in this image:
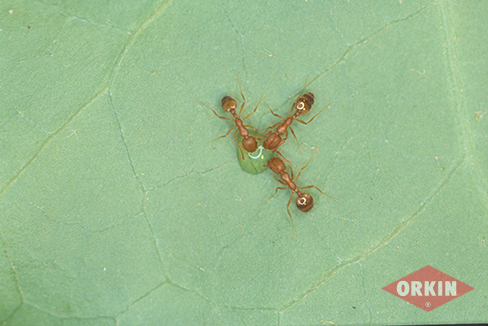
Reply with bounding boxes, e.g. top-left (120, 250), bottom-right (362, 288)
top-left (1, 0), bottom-right (487, 324)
